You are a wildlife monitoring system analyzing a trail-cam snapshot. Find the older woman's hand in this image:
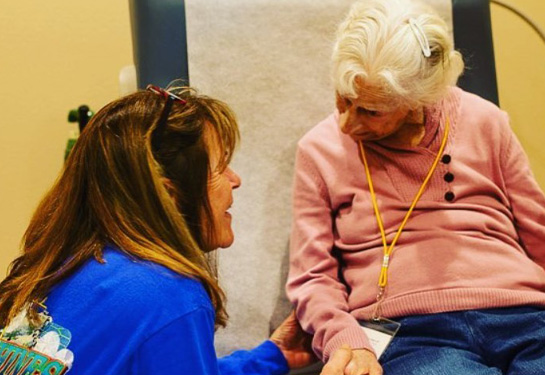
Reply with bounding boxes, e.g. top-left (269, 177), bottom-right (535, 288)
top-left (321, 347), bottom-right (382, 375)
top-left (270, 311), bottom-right (317, 369)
